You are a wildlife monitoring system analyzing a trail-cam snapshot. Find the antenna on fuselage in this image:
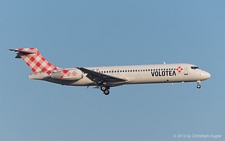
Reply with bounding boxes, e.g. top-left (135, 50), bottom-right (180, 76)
top-left (163, 61), bottom-right (166, 64)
